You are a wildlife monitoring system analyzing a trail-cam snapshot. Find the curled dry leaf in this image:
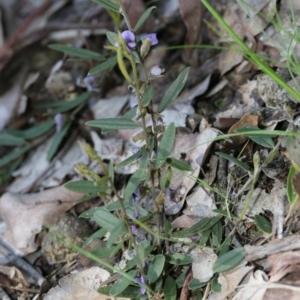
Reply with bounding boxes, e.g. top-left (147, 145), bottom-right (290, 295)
top-left (121, 0), bottom-right (155, 33)
top-left (165, 128), bottom-right (218, 215)
top-left (209, 261), bottom-right (253, 300)
top-left (227, 113), bottom-right (258, 146)
top-left (178, 0), bottom-right (203, 65)
top-left (0, 186), bottom-right (84, 254)
top-left (44, 267), bottom-right (130, 300)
